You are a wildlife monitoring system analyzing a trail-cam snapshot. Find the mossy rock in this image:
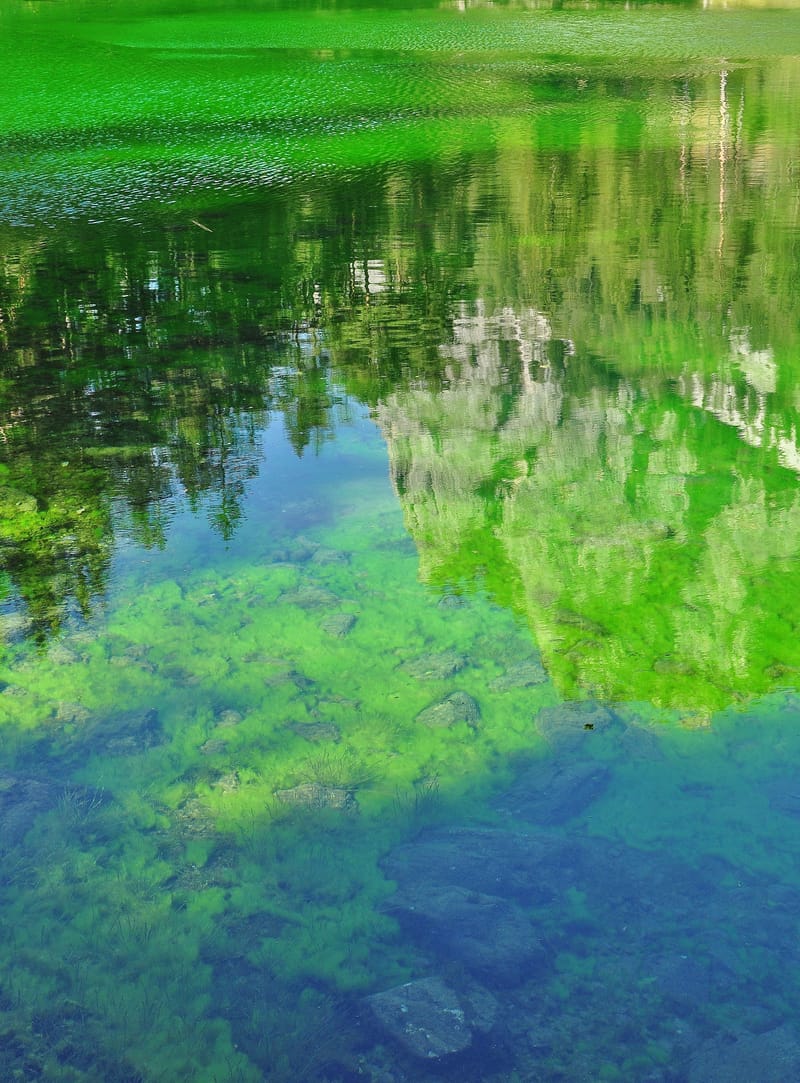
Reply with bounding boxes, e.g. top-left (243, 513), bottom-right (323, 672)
top-left (416, 691), bottom-right (480, 728)
top-left (274, 781), bottom-right (356, 811)
top-left (286, 720), bottom-right (341, 743)
top-left (490, 657), bottom-right (548, 691)
top-left (400, 650), bottom-right (466, 681)
top-left (320, 612), bottom-right (357, 638)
